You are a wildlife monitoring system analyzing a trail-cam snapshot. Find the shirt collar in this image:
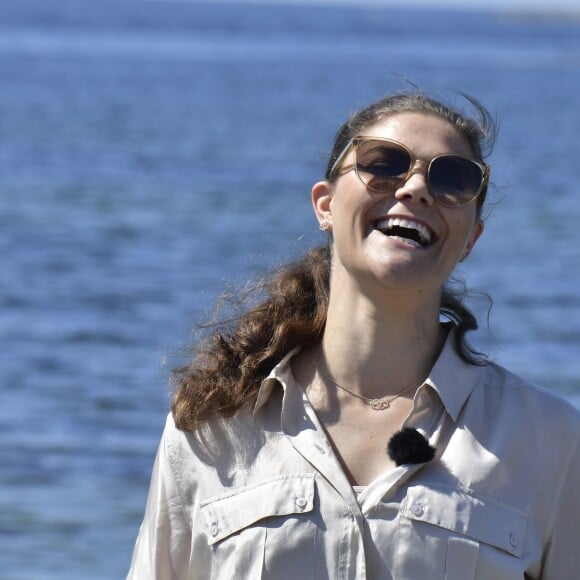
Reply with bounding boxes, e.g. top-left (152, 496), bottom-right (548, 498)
top-left (424, 329), bottom-right (482, 422)
top-left (253, 347), bottom-right (301, 414)
top-left (253, 331), bottom-right (482, 423)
